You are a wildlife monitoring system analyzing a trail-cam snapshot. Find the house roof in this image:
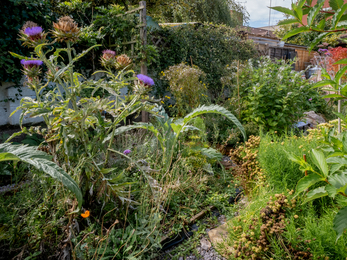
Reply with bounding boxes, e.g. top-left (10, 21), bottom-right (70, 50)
top-left (237, 26), bottom-right (279, 39)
